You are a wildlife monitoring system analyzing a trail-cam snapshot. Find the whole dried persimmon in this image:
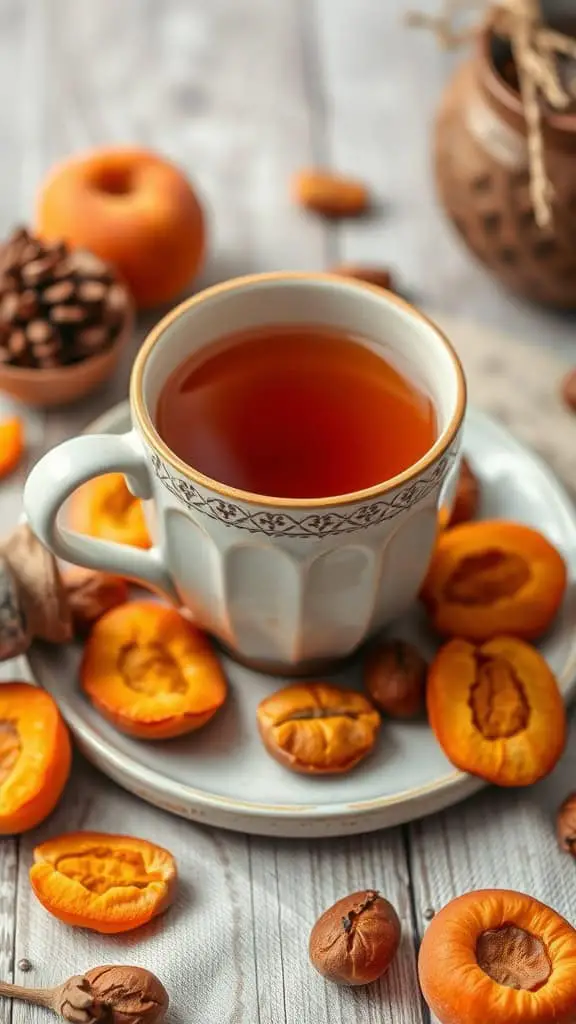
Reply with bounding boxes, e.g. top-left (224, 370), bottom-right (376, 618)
top-left (427, 636), bottom-right (566, 786)
top-left (422, 520), bottom-right (566, 641)
top-left (0, 683), bottom-right (71, 834)
top-left (69, 473), bottom-right (151, 548)
top-left (418, 889), bottom-right (576, 1024)
top-left (30, 831), bottom-right (177, 934)
top-left (0, 417), bottom-right (24, 479)
top-left (81, 601), bottom-right (227, 739)
top-left (257, 683), bottom-right (380, 775)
